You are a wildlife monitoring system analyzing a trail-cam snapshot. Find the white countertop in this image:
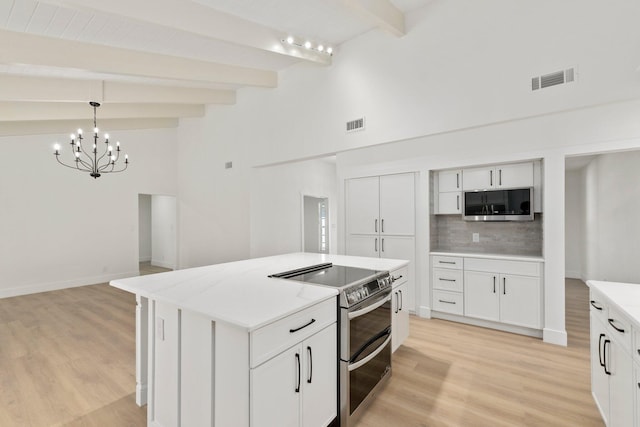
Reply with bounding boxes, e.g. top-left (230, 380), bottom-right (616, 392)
top-left (110, 252), bottom-right (409, 332)
top-left (430, 251), bottom-right (544, 262)
top-left (587, 280), bottom-right (640, 328)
